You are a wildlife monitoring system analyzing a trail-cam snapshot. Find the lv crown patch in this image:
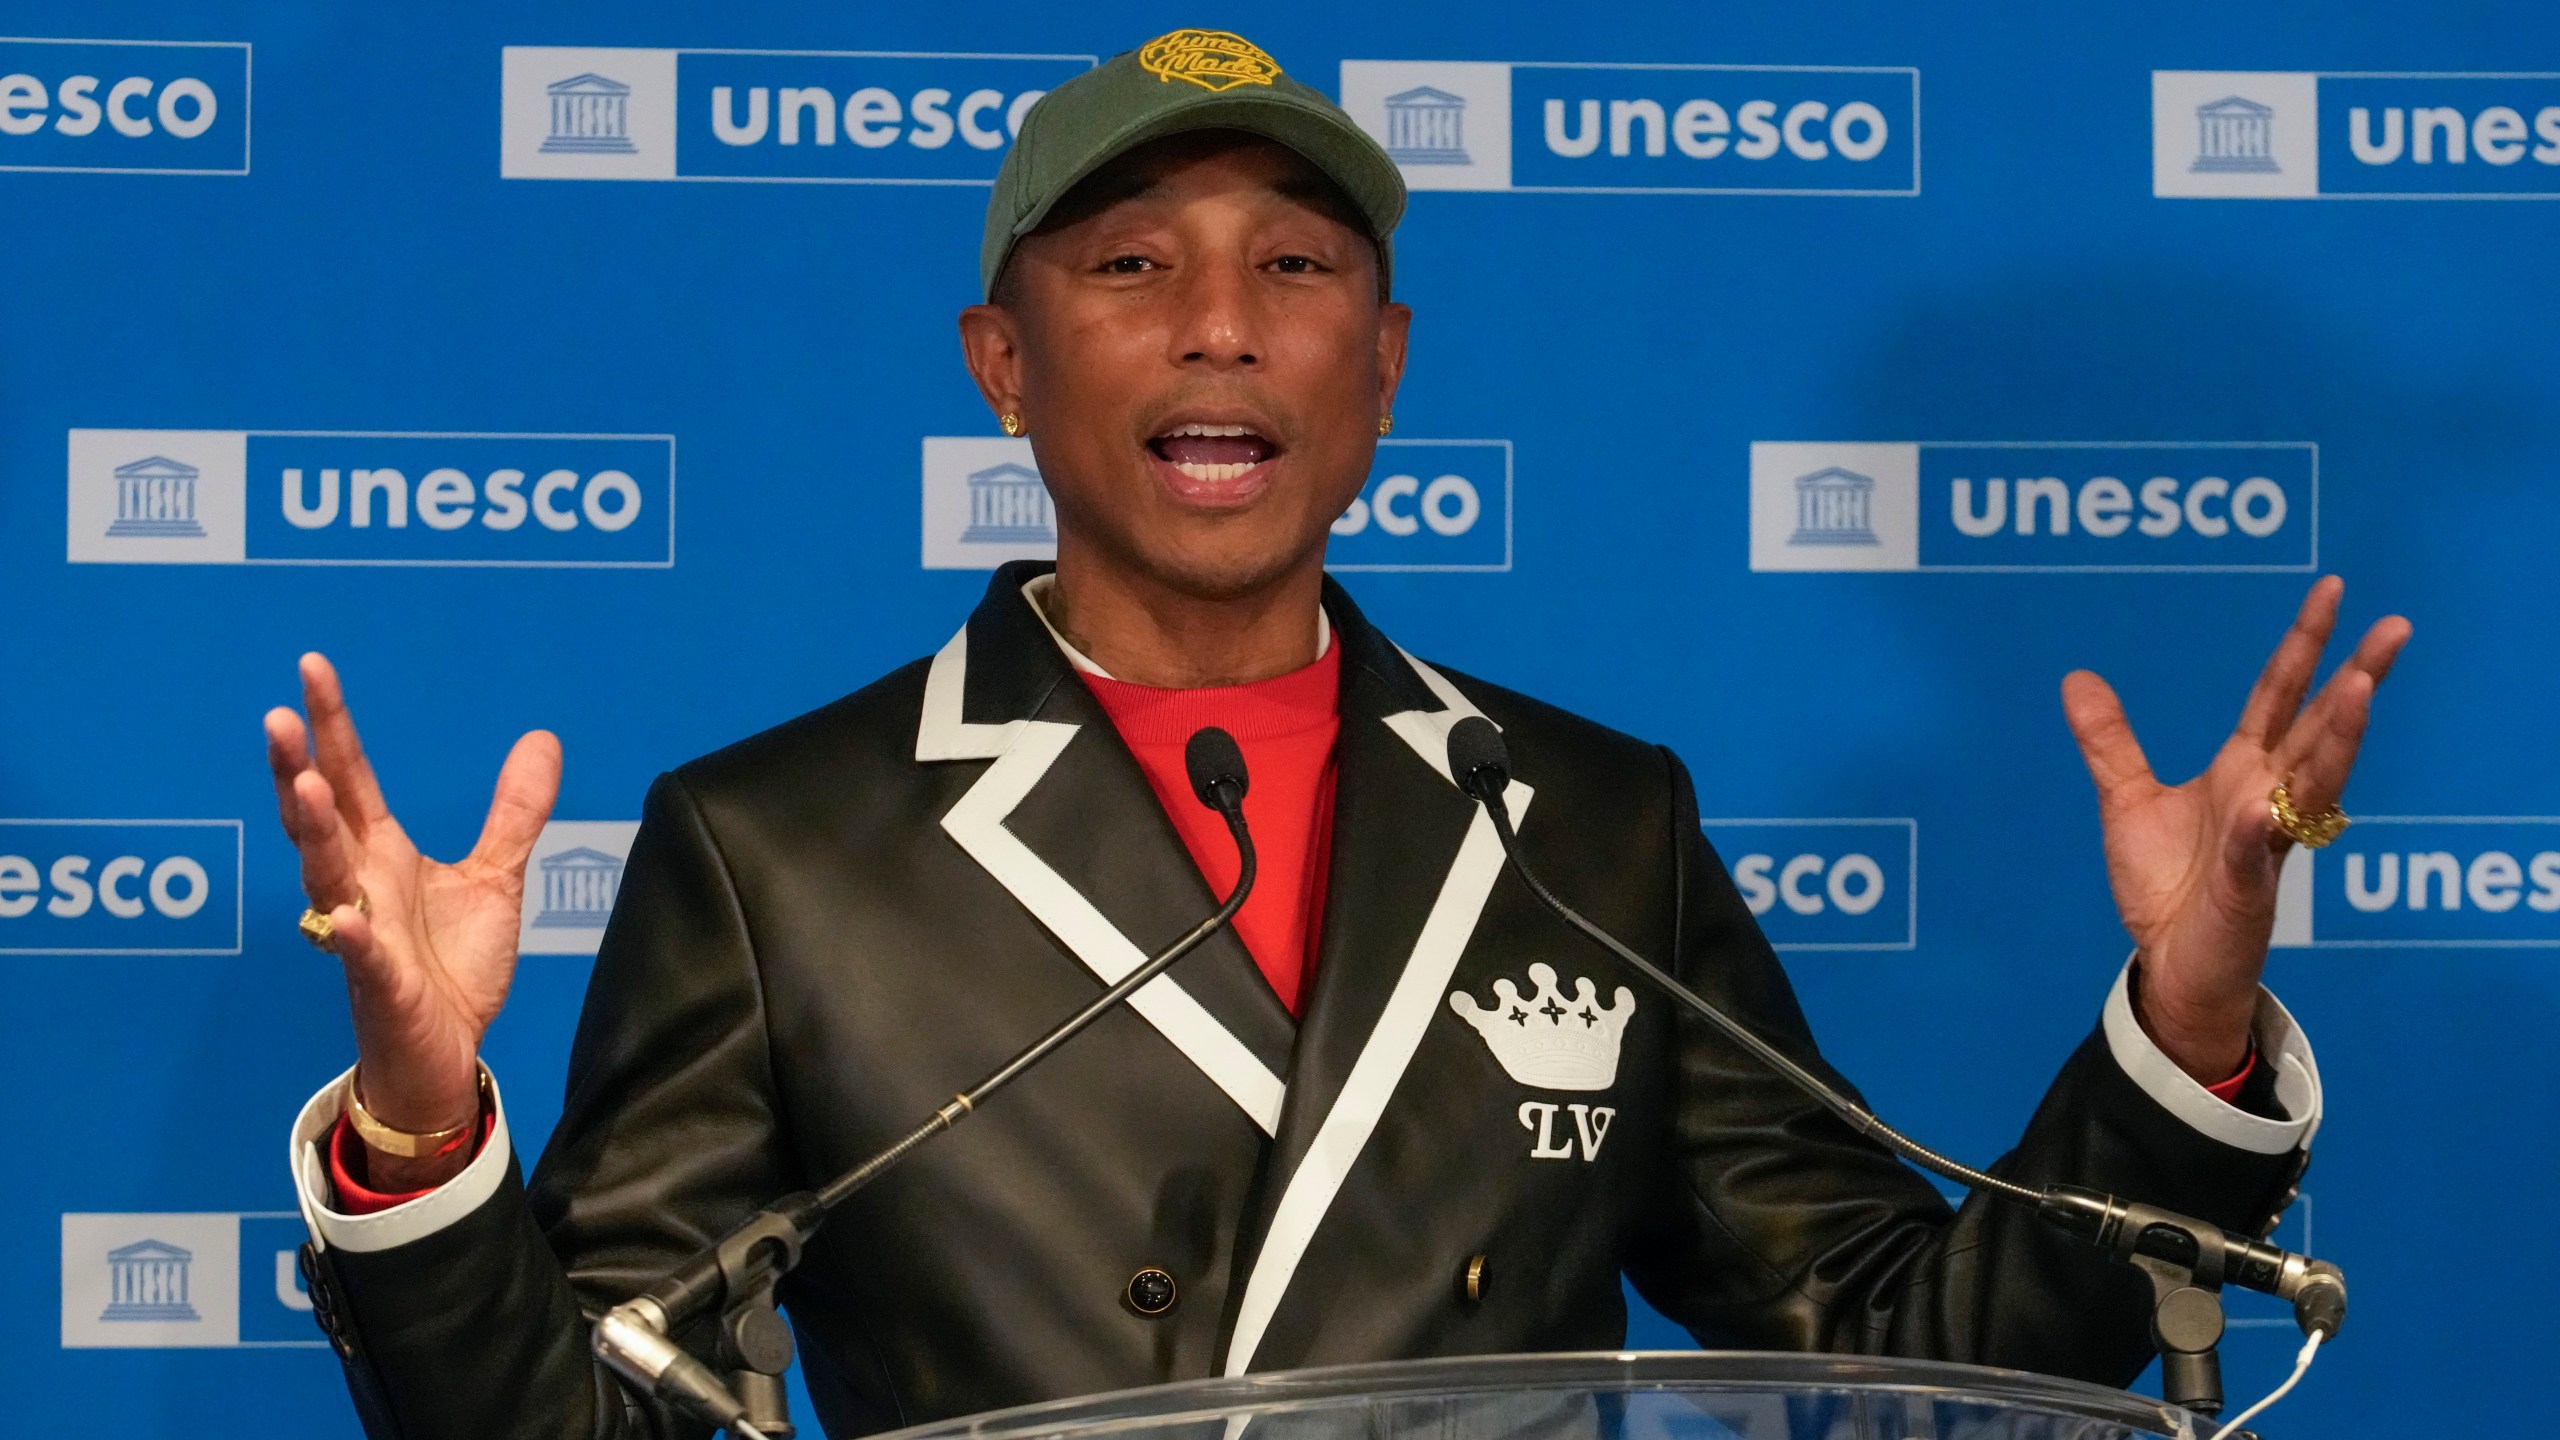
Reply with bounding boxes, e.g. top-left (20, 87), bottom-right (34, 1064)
top-left (1448, 963), bottom-right (1635, 1092)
